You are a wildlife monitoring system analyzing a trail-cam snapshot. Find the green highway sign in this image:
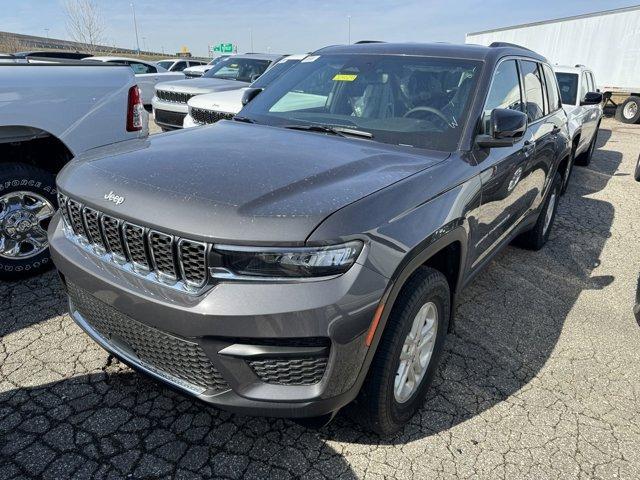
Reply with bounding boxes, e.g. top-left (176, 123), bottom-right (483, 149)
top-left (211, 43), bottom-right (235, 54)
